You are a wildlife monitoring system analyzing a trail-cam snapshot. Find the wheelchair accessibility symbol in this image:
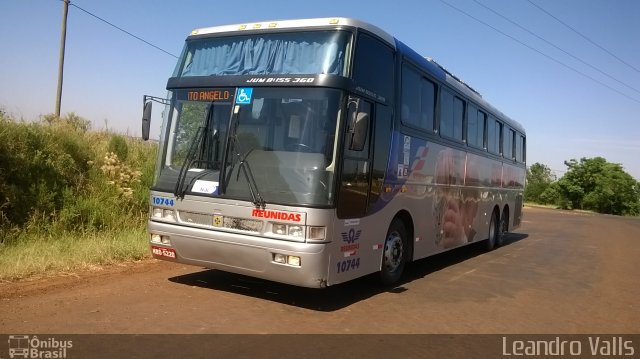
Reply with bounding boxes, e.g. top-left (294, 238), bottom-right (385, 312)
top-left (236, 88), bottom-right (253, 105)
